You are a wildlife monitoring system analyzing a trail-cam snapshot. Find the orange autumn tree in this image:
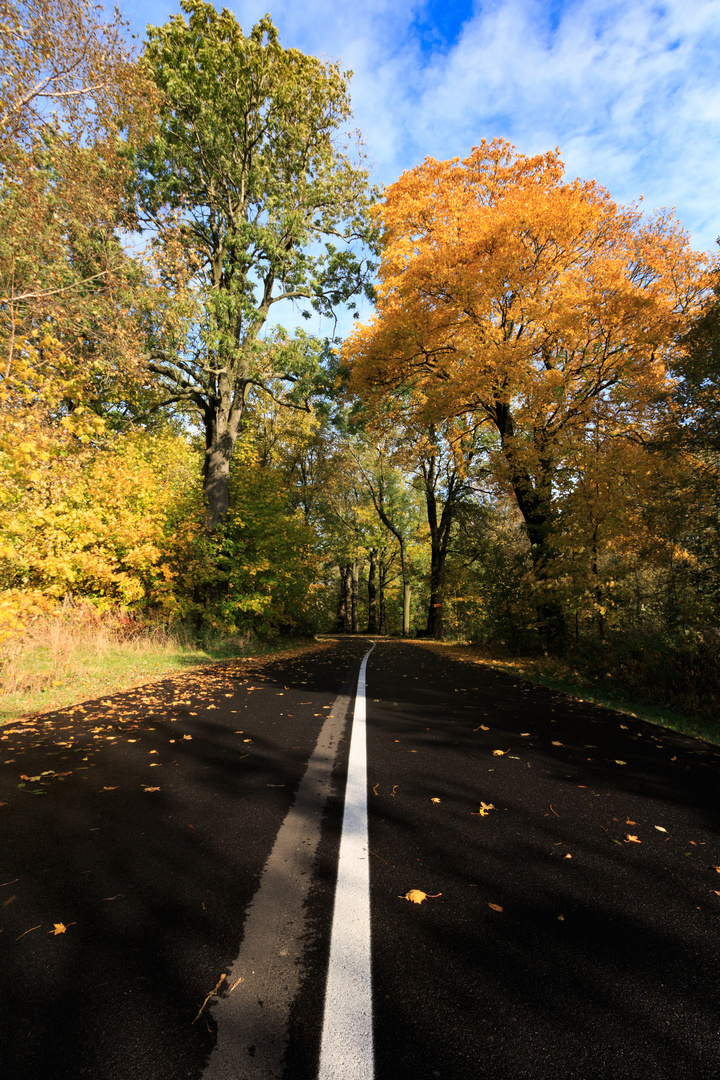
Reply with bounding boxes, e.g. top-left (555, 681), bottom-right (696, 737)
top-left (346, 139), bottom-right (709, 647)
